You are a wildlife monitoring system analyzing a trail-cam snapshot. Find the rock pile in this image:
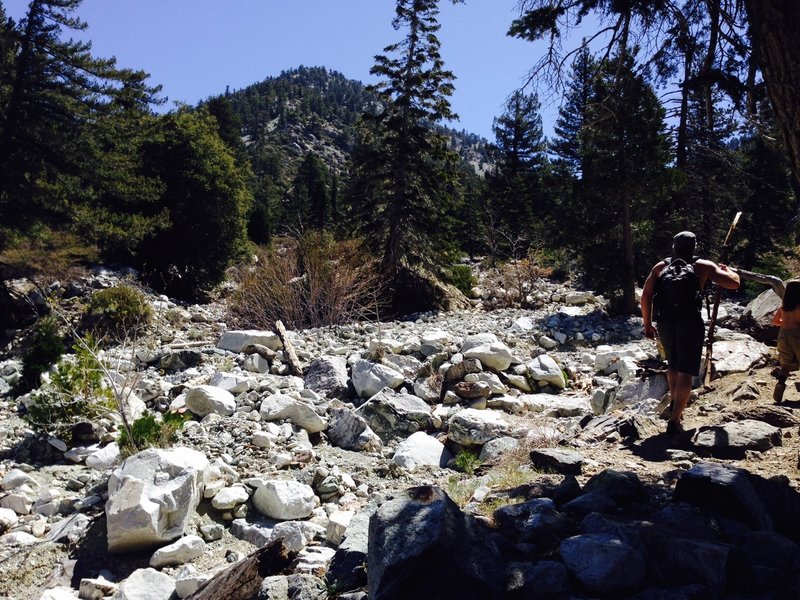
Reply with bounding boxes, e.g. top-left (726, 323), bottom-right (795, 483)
top-left (0, 268), bottom-right (796, 599)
